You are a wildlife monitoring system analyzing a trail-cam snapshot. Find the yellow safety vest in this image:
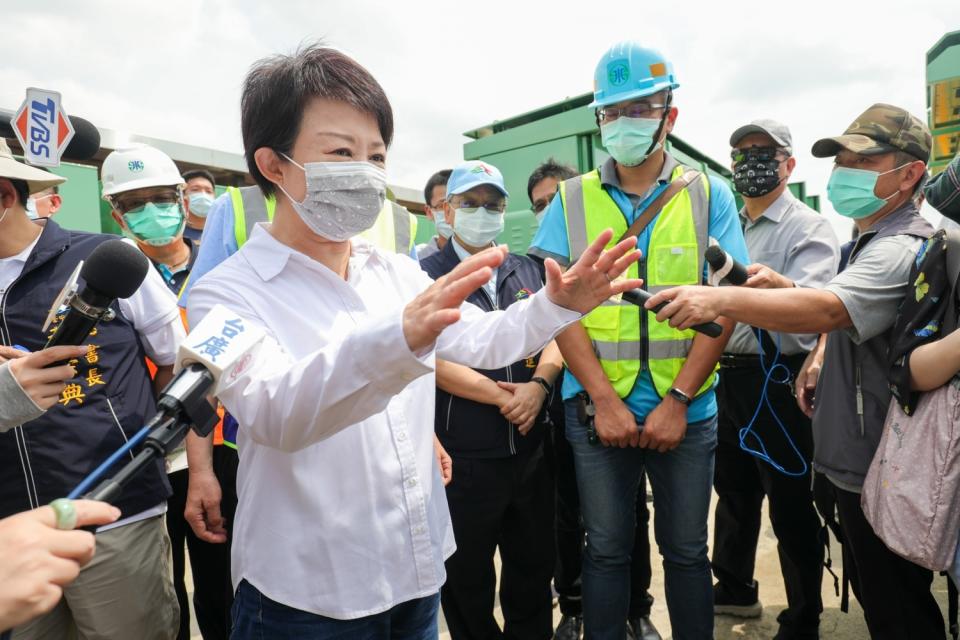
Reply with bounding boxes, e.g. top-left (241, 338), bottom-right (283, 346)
top-left (227, 186), bottom-right (417, 253)
top-left (560, 165), bottom-right (716, 399)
